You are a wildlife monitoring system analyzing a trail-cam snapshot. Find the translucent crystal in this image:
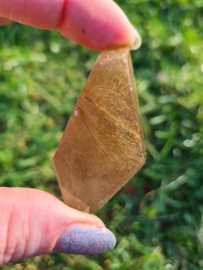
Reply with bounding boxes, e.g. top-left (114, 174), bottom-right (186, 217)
top-left (53, 46), bottom-right (146, 212)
